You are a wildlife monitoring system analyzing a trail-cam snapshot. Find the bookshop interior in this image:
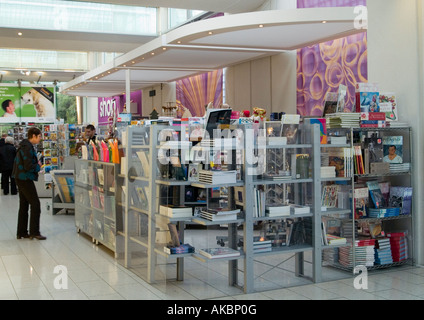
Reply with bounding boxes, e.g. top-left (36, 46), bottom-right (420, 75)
top-left (1, 0), bottom-right (424, 301)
